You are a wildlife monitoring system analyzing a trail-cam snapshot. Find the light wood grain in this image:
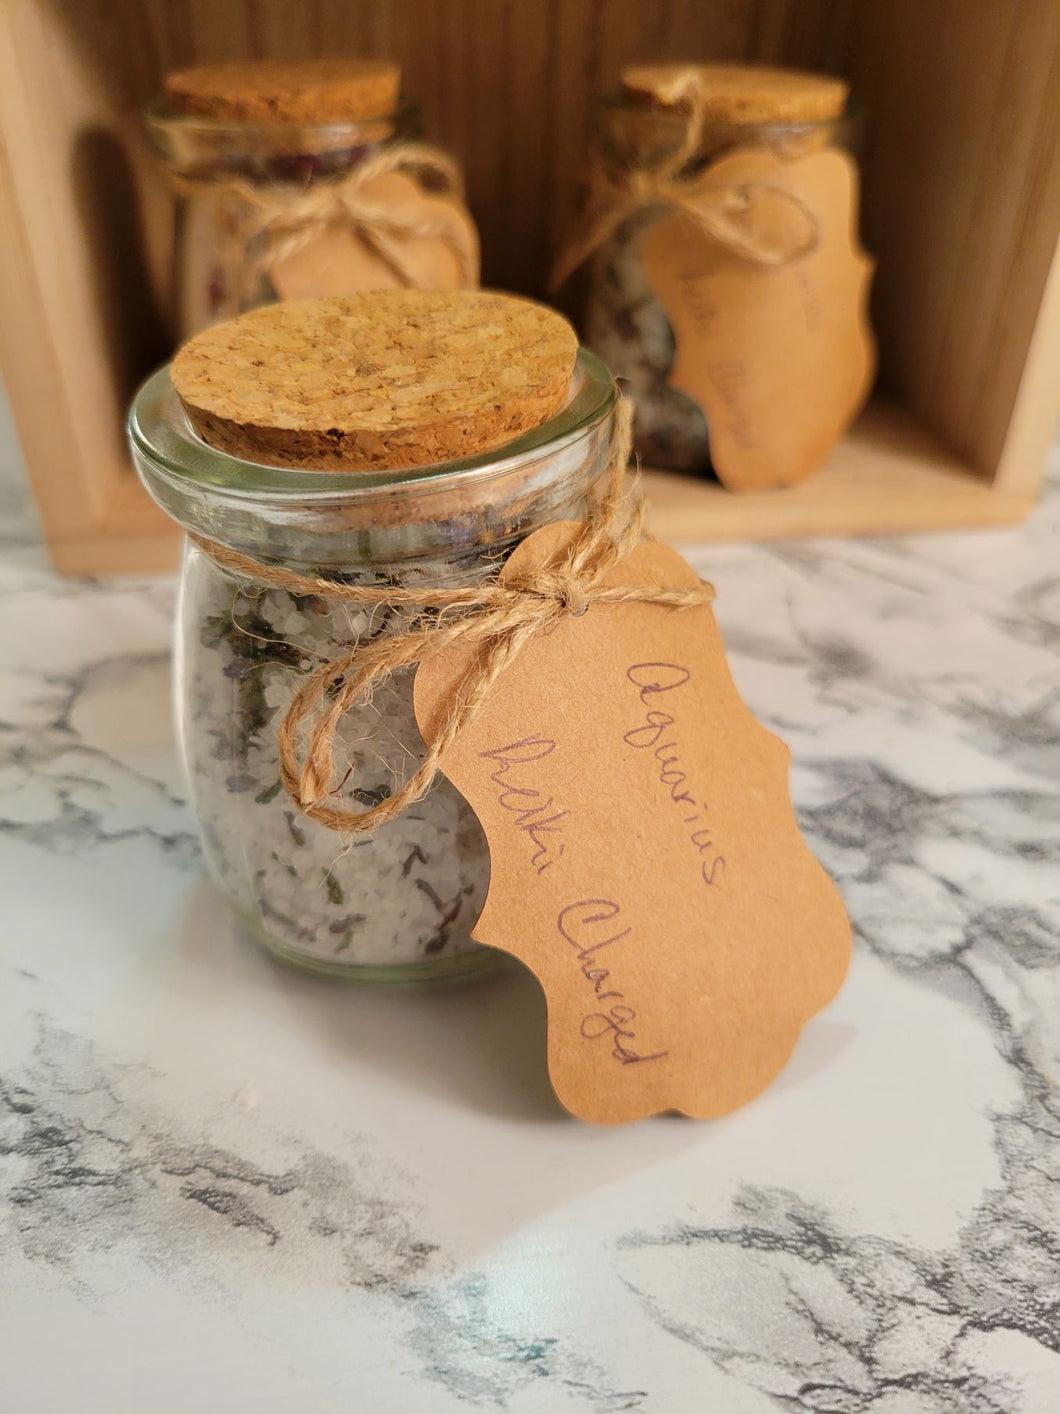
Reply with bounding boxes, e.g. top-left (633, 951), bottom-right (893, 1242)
top-left (847, 0), bottom-right (1060, 479)
top-left (994, 229), bottom-right (1060, 497)
top-left (51, 532), bottom-right (182, 577)
top-left (0, 0), bottom-right (177, 566)
top-left (0, 0), bottom-right (1057, 573)
top-left (644, 398), bottom-right (1033, 544)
